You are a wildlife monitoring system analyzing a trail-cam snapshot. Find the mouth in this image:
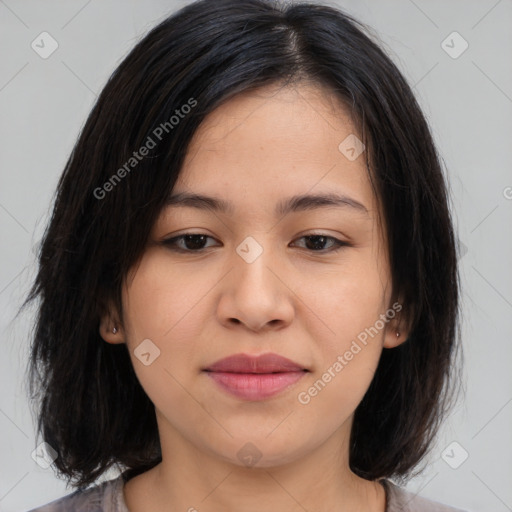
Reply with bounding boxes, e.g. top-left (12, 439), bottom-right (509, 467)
top-left (202, 353), bottom-right (309, 401)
